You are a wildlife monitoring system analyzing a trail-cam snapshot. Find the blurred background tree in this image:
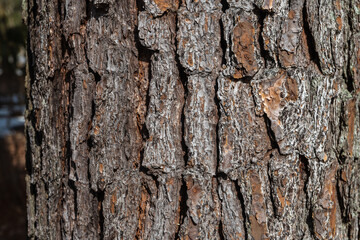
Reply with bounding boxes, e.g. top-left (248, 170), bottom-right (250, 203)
top-left (0, 0), bottom-right (26, 96)
top-left (0, 0), bottom-right (27, 239)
